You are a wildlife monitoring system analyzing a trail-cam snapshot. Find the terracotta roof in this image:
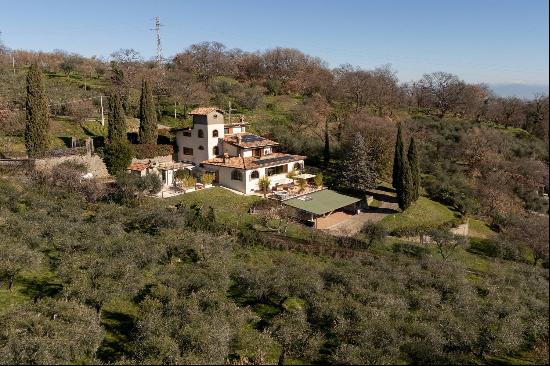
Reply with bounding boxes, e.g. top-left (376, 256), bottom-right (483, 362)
top-left (189, 107), bottom-right (224, 115)
top-left (127, 162), bottom-right (148, 171)
top-left (223, 133), bottom-right (279, 148)
top-left (202, 153), bottom-right (305, 170)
